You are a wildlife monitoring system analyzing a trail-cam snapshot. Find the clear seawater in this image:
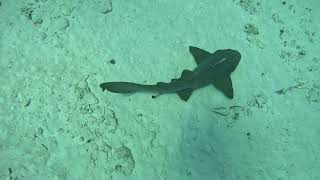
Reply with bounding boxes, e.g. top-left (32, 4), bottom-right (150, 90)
top-left (0, 0), bottom-right (319, 179)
